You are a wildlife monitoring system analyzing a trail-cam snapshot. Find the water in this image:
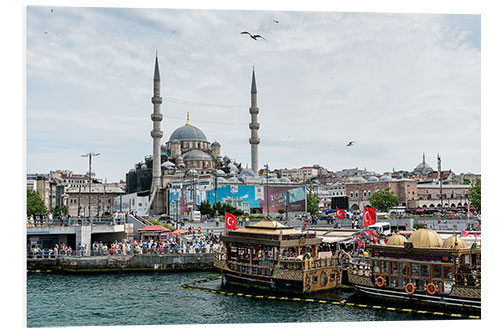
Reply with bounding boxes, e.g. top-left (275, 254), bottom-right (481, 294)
top-left (27, 271), bottom-right (447, 327)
